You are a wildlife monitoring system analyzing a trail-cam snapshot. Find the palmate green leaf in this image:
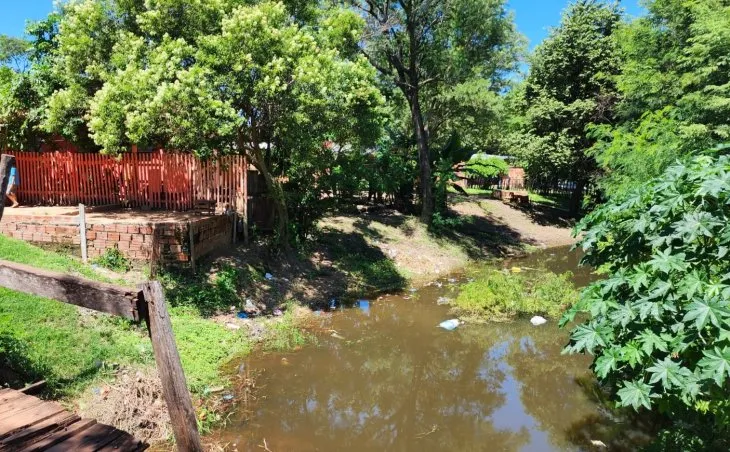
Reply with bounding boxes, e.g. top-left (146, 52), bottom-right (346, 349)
top-left (678, 271), bottom-right (704, 299)
top-left (565, 323), bottom-right (610, 355)
top-left (595, 348), bottom-right (621, 379)
top-left (635, 297), bottom-right (662, 321)
top-left (647, 357), bottom-right (693, 391)
top-left (609, 302), bottom-right (637, 328)
top-left (696, 173), bottom-right (730, 198)
top-left (672, 212), bottom-right (722, 241)
top-left (648, 248), bottom-right (687, 274)
top-left (648, 279), bottom-right (673, 299)
top-left (639, 330), bottom-right (668, 355)
top-left (682, 297), bottom-right (730, 330)
top-left (698, 346), bottom-right (730, 386)
top-left (629, 264), bottom-right (653, 292)
top-left (620, 341), bottom-right (644, 368)
top-left (617, 380), bottom-right (655, 410)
